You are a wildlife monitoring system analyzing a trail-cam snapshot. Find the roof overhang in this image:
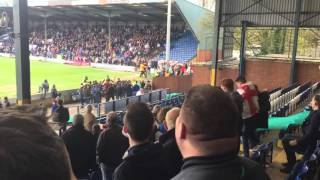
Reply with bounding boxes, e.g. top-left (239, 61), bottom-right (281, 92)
top-left (0, 2), bottom-right (184, 23)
